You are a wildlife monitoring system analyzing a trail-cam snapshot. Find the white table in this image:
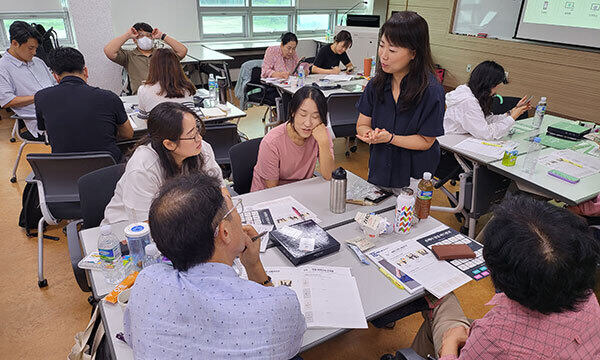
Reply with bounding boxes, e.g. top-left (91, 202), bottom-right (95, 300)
top-left (94, 208), bottom-right (454, 359)
top-left (185, 43), bottom-right (233, 62)
top-left (267, 73), bottom-right (368, 97)
top-left (437, 115), bottom-right (600, 236)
